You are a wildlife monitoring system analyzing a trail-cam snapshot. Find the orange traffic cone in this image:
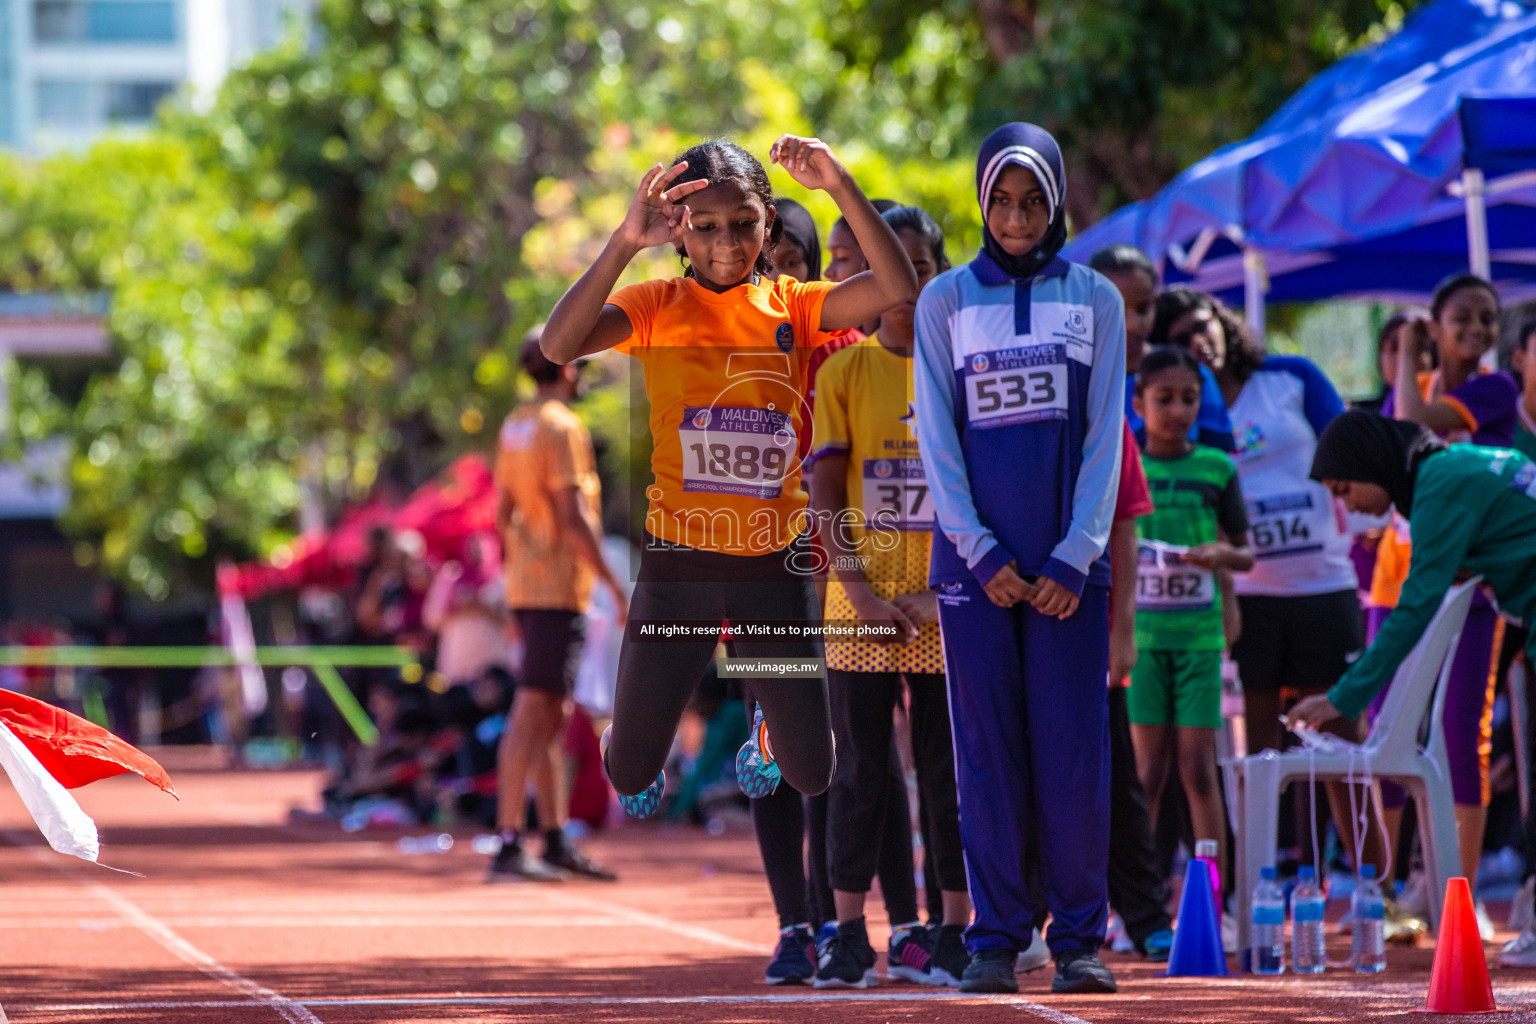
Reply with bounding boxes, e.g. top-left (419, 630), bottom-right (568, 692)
top-left (1425, 877), bottom-right (1497, 1014)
